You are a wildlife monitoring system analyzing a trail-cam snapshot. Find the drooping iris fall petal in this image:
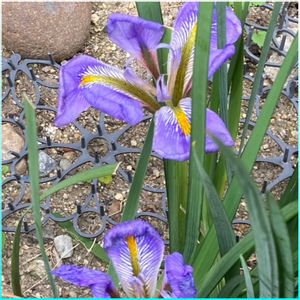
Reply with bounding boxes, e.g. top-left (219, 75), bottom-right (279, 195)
top-left (153, 98), bottom-right (234, 161)
top-left (55, 56), bottom-right (92, 127)
top-left (55, 55), bottom-right (160, 127)
top-left (52, 265), bottom-right (118, 298)
top-left (104, 220), bottom-right (164, 298)
top-left (153, 98), bottom-right (191, 161)
top-left (108, 14), bottom-right (164, 78)
top-left (161, 252), bottom-right (197, 298)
